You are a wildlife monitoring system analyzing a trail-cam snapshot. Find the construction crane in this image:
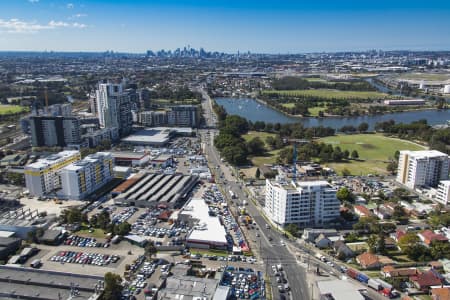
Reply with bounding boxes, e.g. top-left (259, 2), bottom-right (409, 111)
top-left (283, 138), bottom-right (310, 182)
